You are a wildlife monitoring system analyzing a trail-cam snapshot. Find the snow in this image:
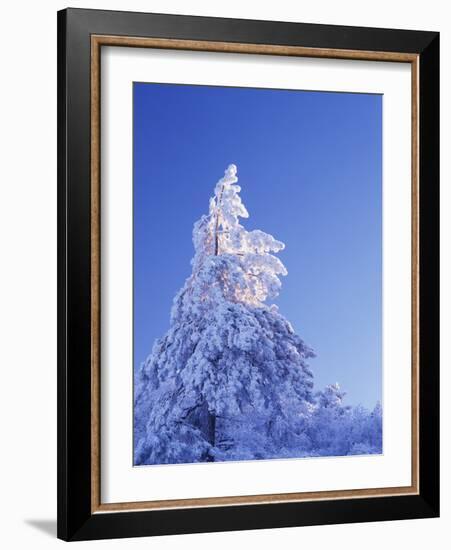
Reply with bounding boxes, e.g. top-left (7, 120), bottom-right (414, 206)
top-left (134, 165), bottom-right (382, 465)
